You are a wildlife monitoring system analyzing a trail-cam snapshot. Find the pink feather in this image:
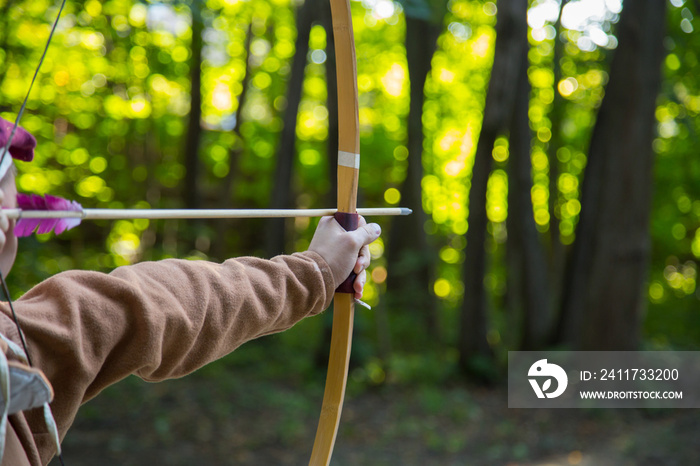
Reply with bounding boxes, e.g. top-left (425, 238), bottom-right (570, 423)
top-left (14, 194), bottom-right (83, 237)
